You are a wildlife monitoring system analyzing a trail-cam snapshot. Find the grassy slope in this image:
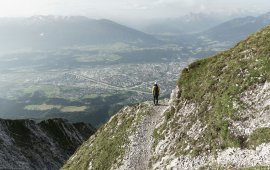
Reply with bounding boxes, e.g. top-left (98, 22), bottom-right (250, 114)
top-left (176, 25), bottom-right (270, 154)
top-left (62, 103), bottom-right (152, 170)
top-left (152, 25), bottom-right (270, 159)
